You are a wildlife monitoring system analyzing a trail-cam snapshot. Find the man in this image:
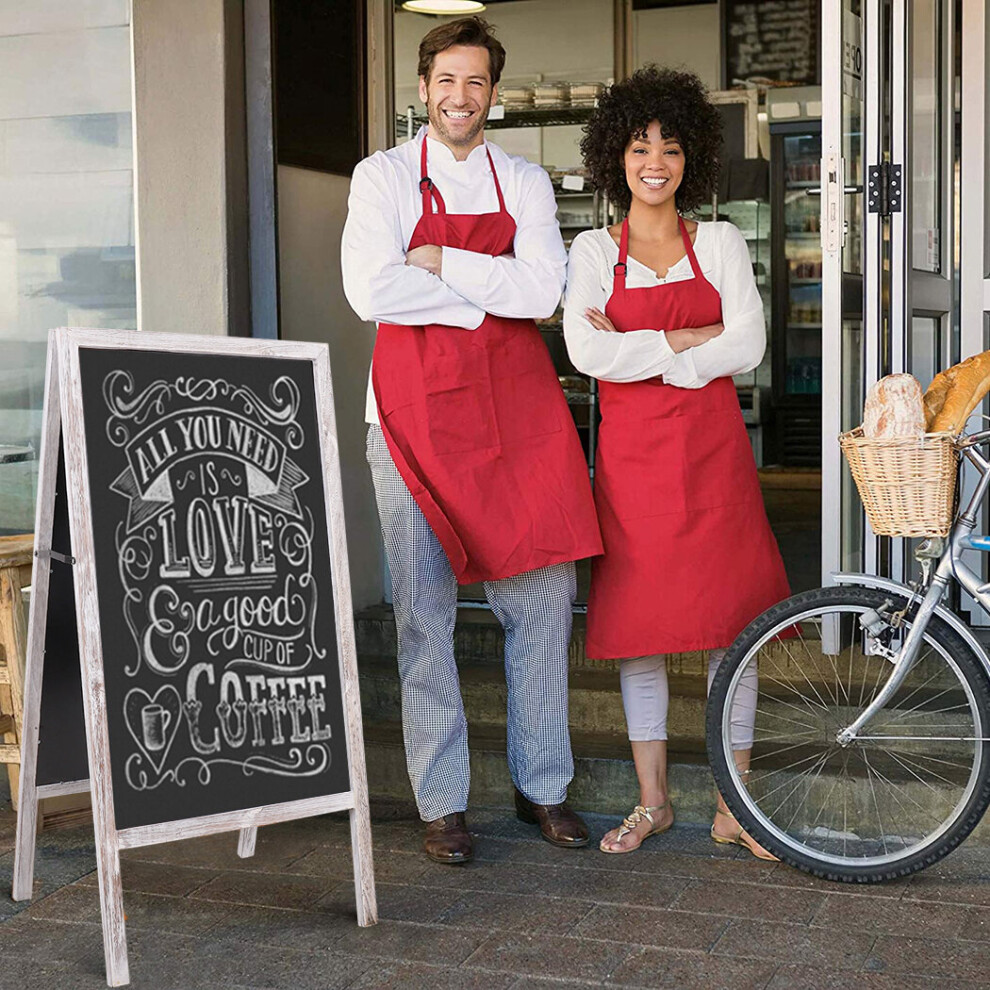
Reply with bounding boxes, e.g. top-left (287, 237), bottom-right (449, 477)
top-left (342, 16), bottom-right (601, 864)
